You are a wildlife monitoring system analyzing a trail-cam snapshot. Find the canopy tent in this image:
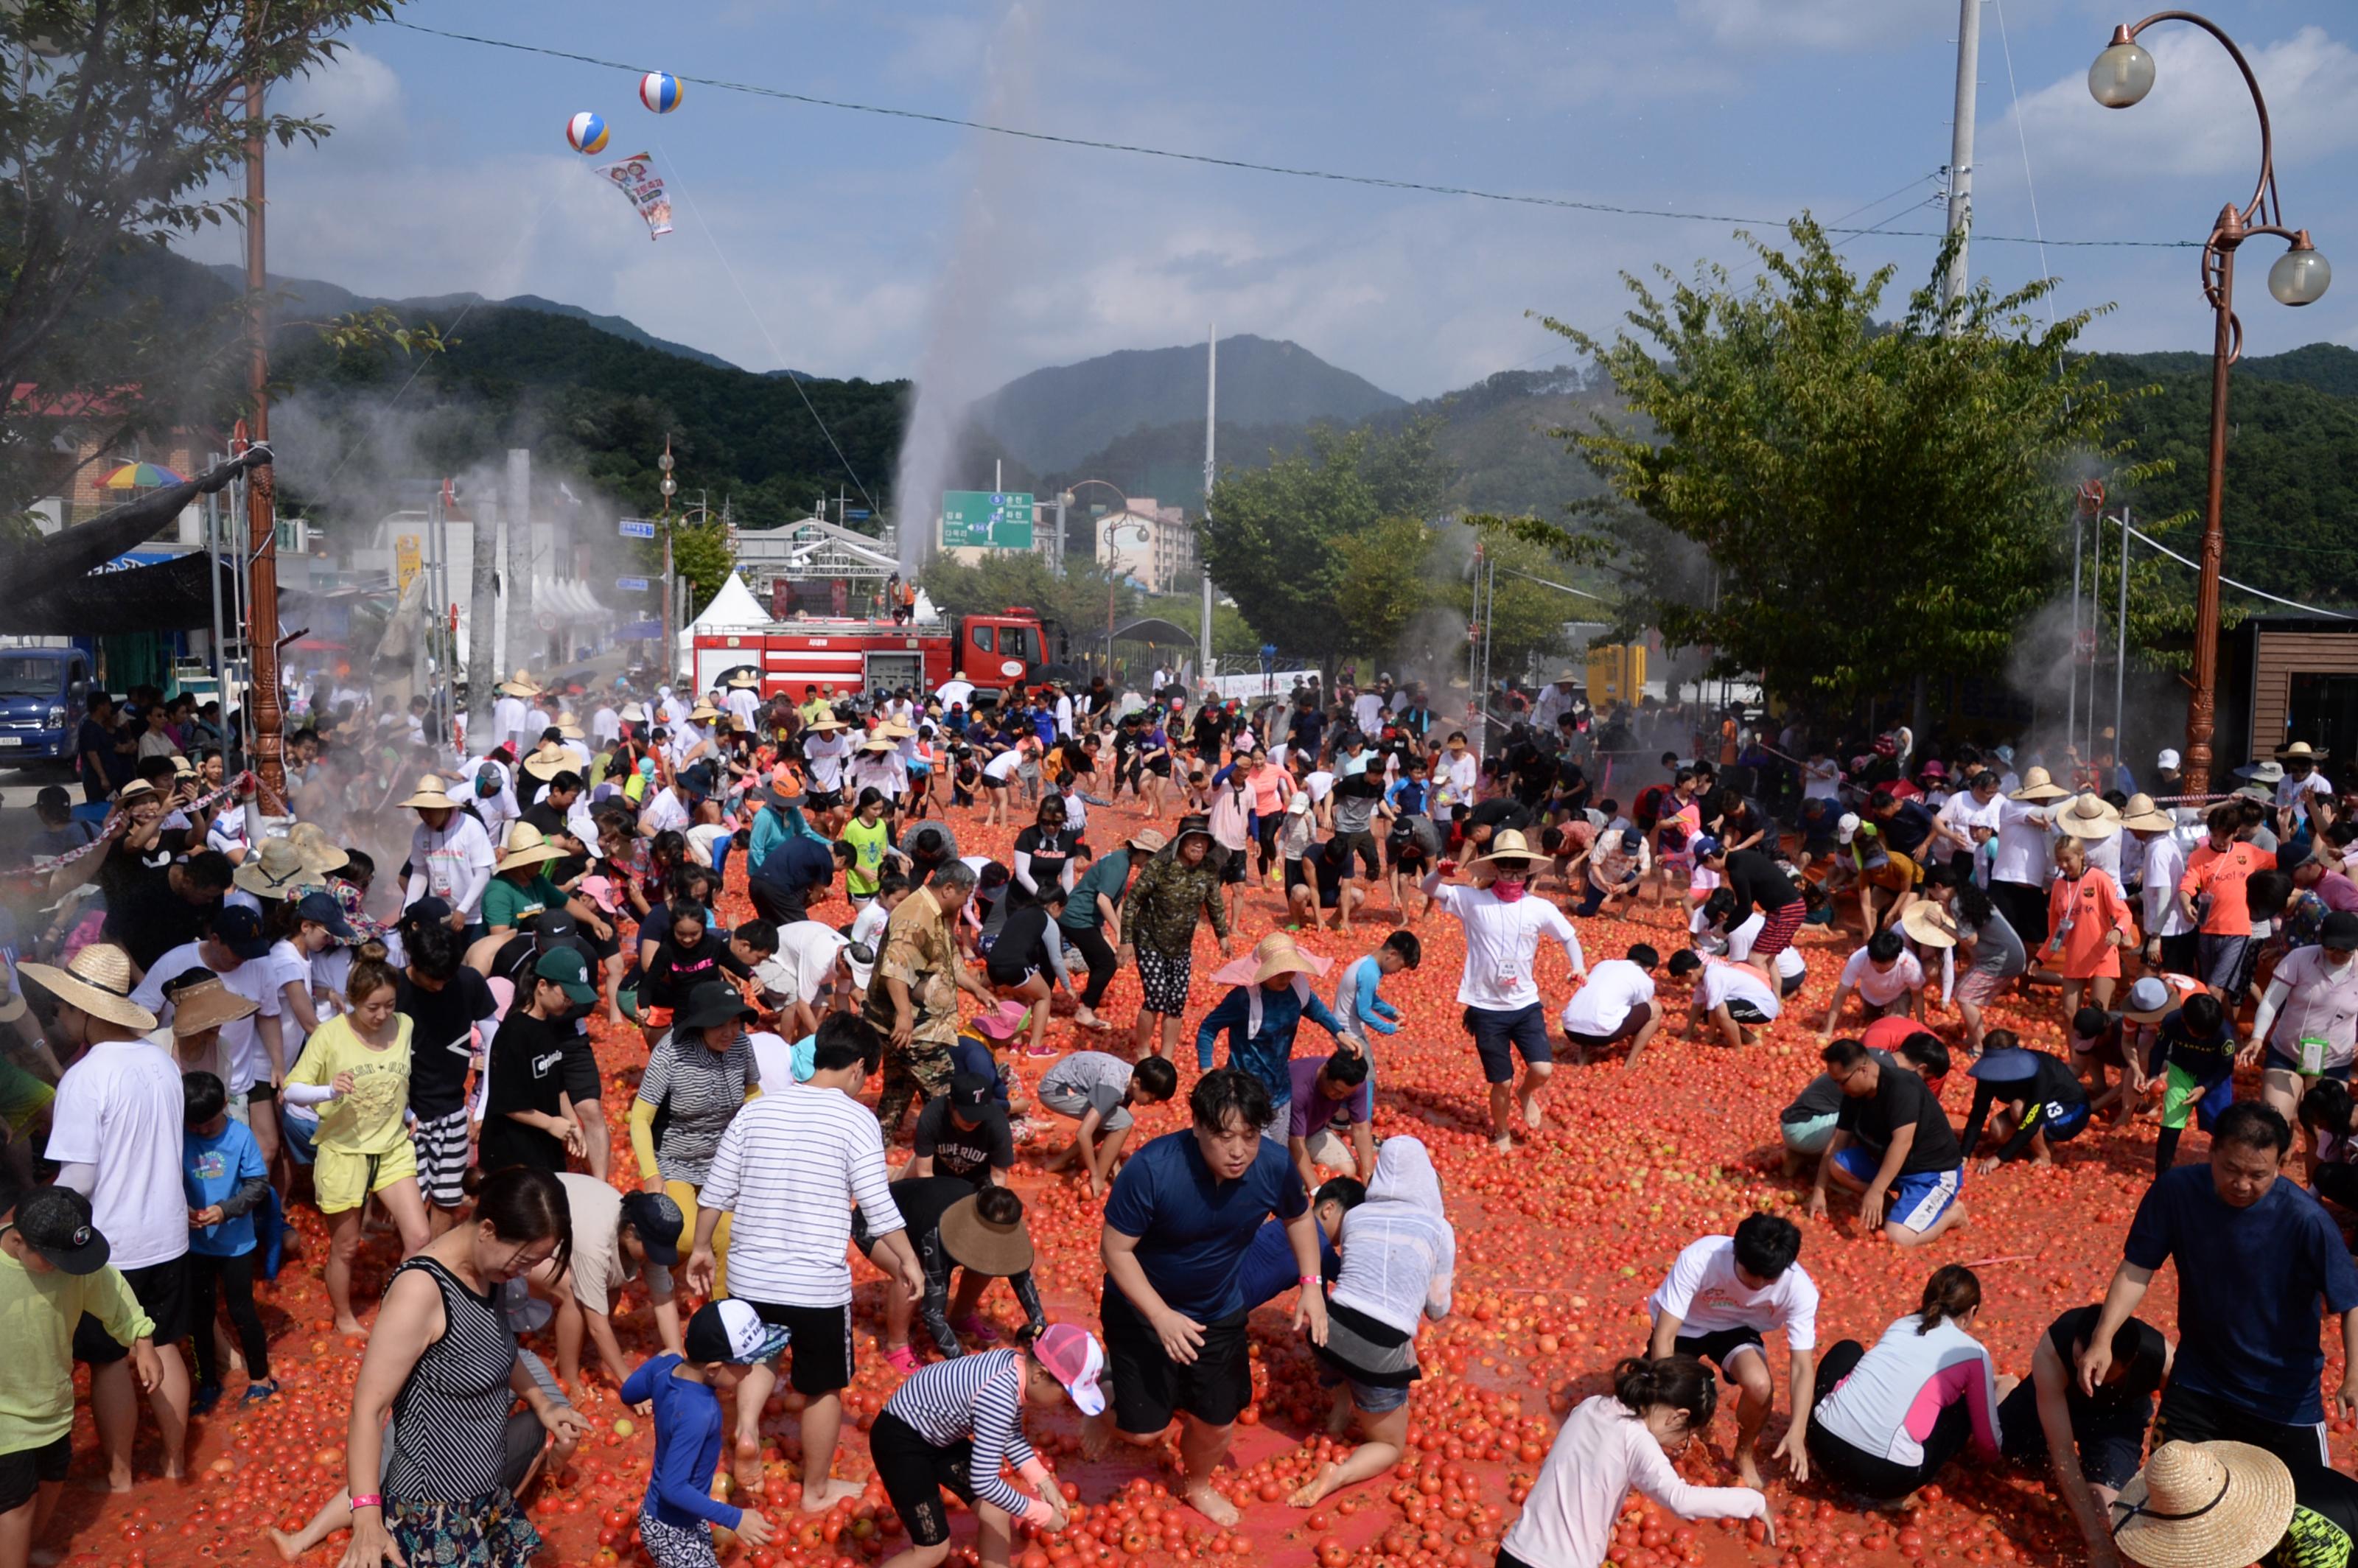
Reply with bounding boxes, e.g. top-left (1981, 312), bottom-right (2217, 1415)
top-left (0, 445), bottom-right (272, 634)
top-left (533, 576), bottom-right (609, 622)
top-left (1108, 616), bottom-right (1198, 649)
top-left (690, 570), bottom-right (767, 629)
